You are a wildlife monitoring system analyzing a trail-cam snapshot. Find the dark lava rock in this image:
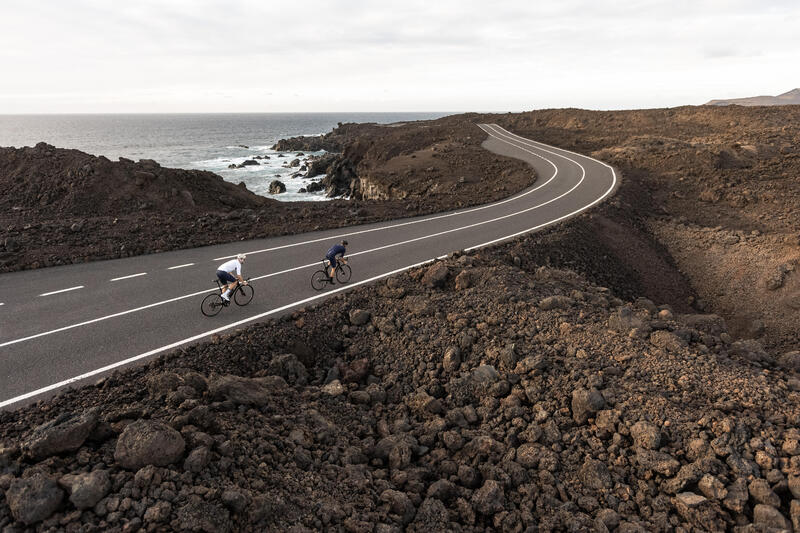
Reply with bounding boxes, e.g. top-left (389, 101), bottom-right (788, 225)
top-left (114, 419), bottom-right (186, 470)
top-left (630, 421), bottom-right (662, 449)
top-left (177, 495), bottom-right (231, 532)
top-left (22, 408), bottom-right (98, 460)
top-left (472, 479), bottom-right (504, 515)
top-left (208, 375), bottom-right (272, 405)
top-left (753, 503), bottom-right (792, 530)
top-left (580, 457), bottom-right (612, 490)
top-left (58, 470), bottom-right (111, 510)
top-left (268, 180), bottom-right (286, 194)
top-left (571, 387), bottom-right (605, 424)
top-left (5, 473), bottom-right (64, 525)
top-left (422, 262), bottom-right (449, 288)
top-left (306, 180), bottom-right (325, 193)
top-left (266, 353), bottom-right (308, 385)
top-left (380, 489), bottom-right (415, 524)
top-left (539, 295), bottom-right (574, 310)
top-left (184, 446), bottom-right (212, 473)
top-left (349, 309), bottom-right (371, 326)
